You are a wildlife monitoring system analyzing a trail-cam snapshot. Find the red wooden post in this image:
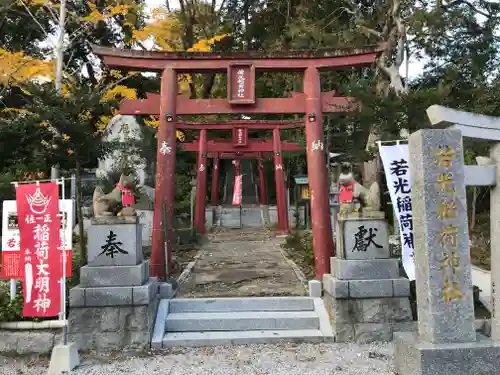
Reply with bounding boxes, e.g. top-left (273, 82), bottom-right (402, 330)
top-left (151, 67), bottom-right (177, 280)
top-left (257, 157), bottom-right (267, 205)
top-left (304, 67), bottom-right (334, 279)
top-left (211, 153), bottom-right (220, 207)
top-left (194, 129), bottom-right (208, 234)
top-left (273, 128), bottom-right (289, 234)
